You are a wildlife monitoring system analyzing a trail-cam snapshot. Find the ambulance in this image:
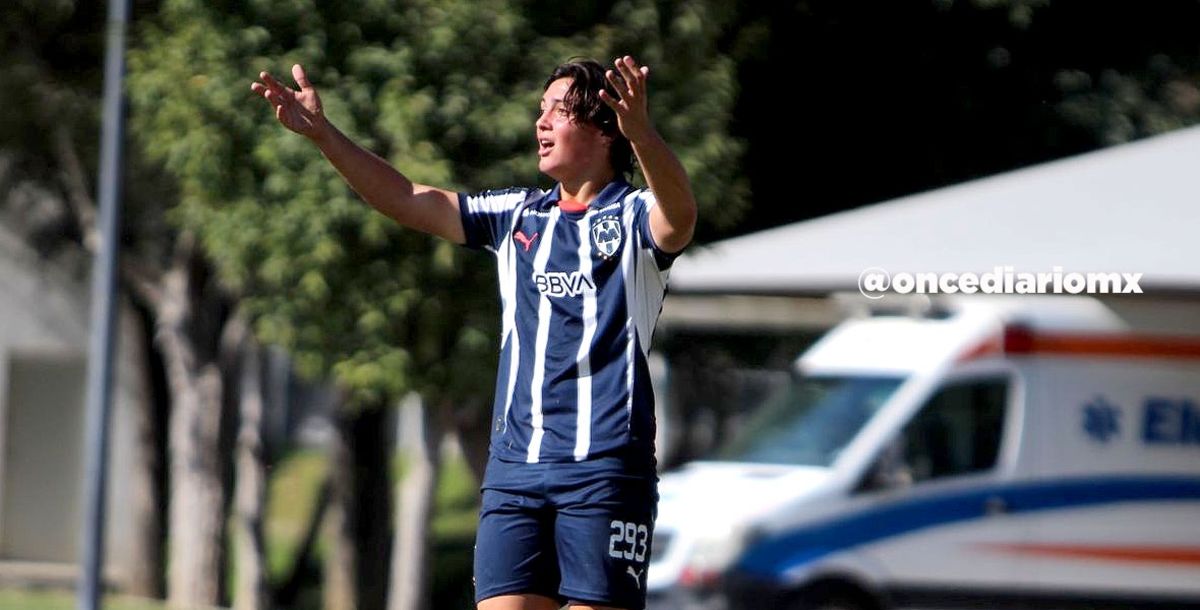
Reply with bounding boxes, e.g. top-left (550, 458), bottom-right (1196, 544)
top-left (647, 294), bottom-right (1200, 610)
